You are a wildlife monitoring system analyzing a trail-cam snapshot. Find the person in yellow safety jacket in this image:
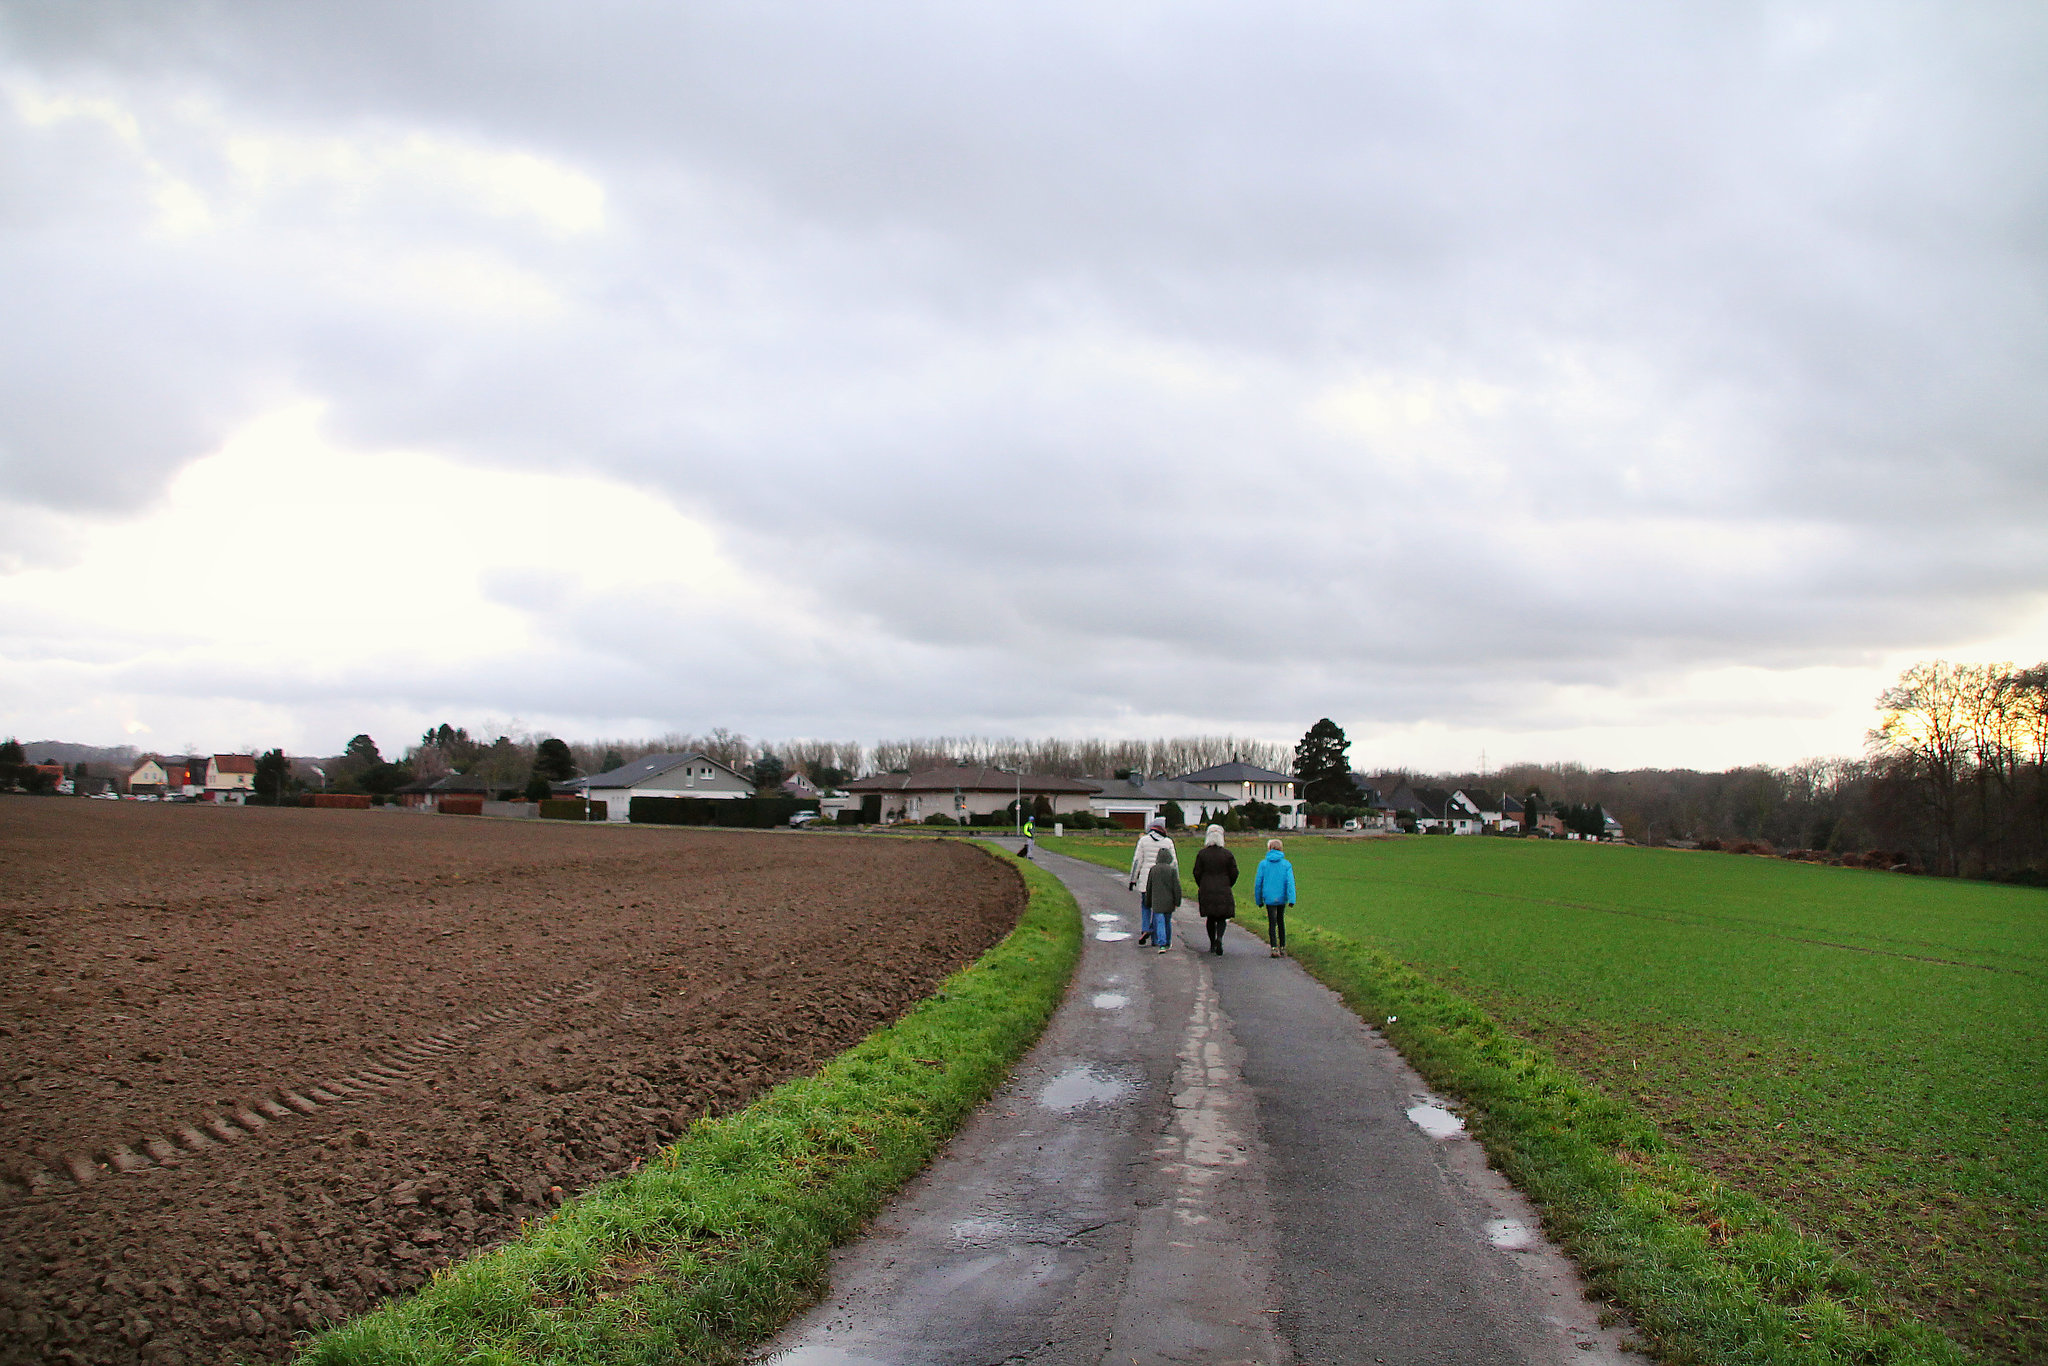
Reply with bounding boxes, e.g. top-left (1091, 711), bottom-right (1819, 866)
top-left (1021, 813), bottom-right (1035, 858)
